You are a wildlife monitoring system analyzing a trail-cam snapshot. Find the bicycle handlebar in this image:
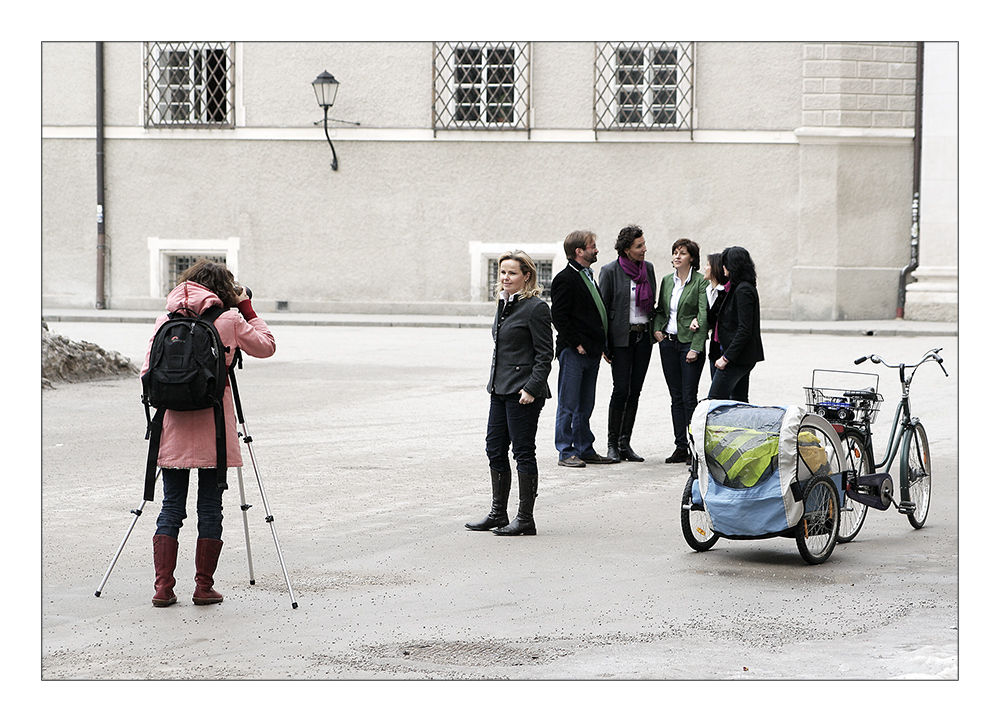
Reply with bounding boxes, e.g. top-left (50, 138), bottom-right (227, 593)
top-left (854, 348), bottom-right (947, 377)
